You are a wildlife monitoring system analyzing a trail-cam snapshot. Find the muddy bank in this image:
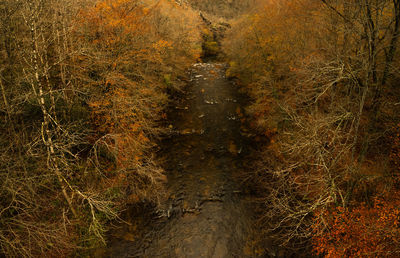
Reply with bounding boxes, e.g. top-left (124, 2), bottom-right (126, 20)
top-left (107, 63), bottom-right (260, 257)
